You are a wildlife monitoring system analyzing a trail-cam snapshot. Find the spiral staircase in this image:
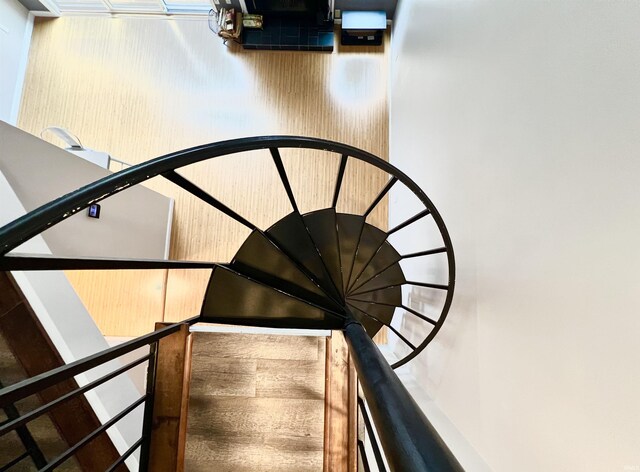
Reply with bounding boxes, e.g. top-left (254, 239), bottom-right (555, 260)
top-left (0, 136), bottom-right (461, 471)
